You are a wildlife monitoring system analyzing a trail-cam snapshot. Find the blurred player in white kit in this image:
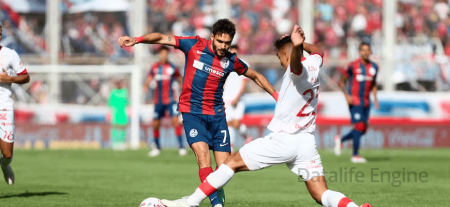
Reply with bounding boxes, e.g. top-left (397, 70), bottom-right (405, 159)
top-left (0, 22), bottom-right (31, 185)
top-left (223, 45), bottom-right (251, 152)
top-left (161, 25), bottom-right (371, 207)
